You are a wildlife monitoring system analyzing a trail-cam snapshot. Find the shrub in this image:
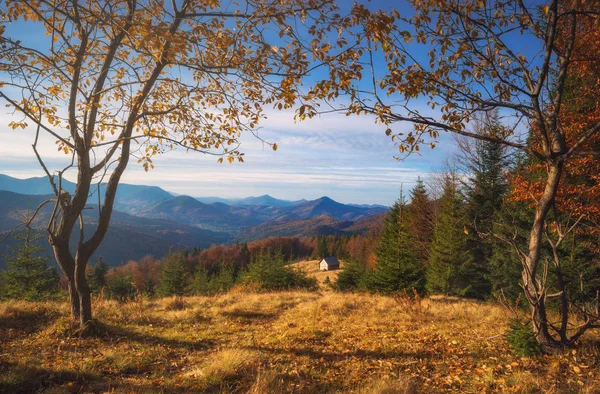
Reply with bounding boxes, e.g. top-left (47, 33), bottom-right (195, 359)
top-left (243, 250), bottom-right (317, 291)
top-left (106, 271), bottom-right (136, 302)
top-left (0, 233), bottom-right (59, 301)
top-left (506, 319), bottom-right (541, 357)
